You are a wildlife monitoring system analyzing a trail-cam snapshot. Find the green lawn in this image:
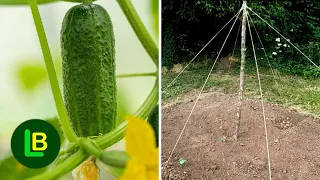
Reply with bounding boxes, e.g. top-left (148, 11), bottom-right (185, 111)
top-left (162, 62), bottom-right (320, 116)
